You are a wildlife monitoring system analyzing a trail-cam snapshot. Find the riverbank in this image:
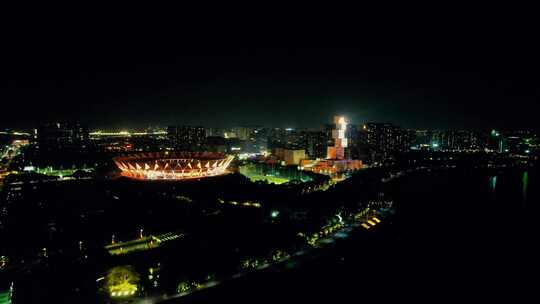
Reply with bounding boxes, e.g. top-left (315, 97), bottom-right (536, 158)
top-left (166, 165), bottom-right (539, 303)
